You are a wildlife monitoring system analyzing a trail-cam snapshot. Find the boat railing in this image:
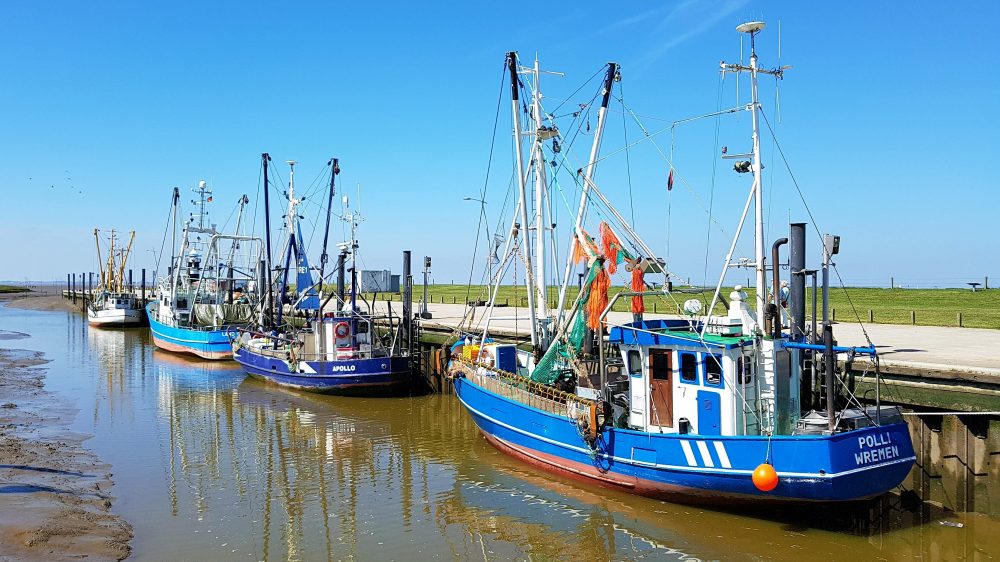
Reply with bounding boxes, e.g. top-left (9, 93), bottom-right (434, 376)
top-left (237, 327), bottom-right (391, 362)
top-left (451, 356), bottom-right (598, 440)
